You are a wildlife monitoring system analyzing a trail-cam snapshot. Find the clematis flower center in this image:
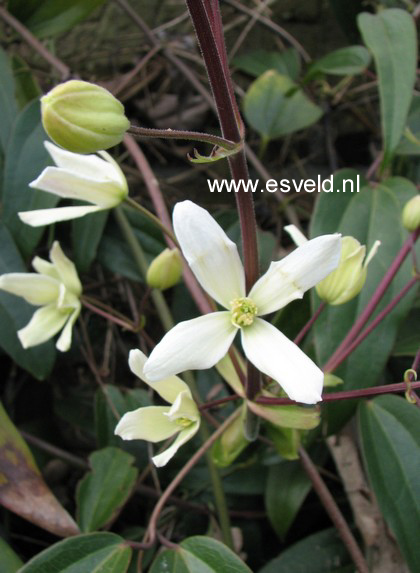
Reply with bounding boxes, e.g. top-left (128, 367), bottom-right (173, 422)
top-left (230, 297), bottom-right (258, 328)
